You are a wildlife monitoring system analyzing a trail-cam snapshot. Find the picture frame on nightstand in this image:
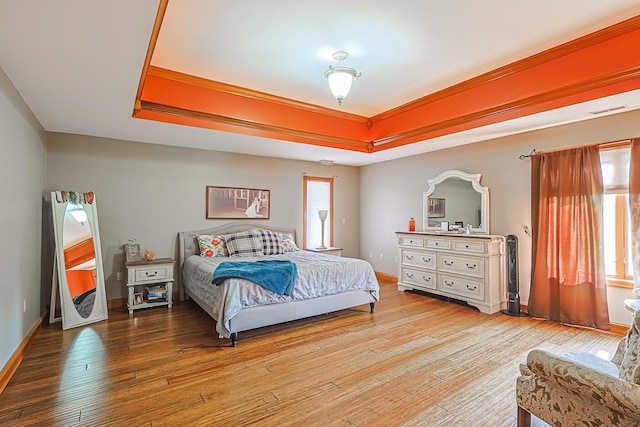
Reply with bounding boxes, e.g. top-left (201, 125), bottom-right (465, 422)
top-left (134, 292), bottom-right (143, 305)
top-left (125, 244), bottom-right (141, 263)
